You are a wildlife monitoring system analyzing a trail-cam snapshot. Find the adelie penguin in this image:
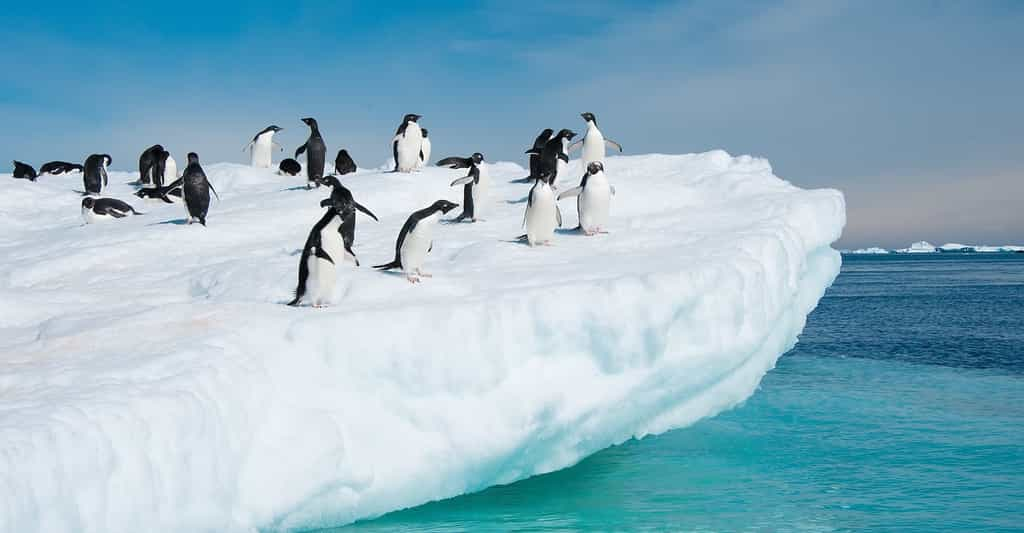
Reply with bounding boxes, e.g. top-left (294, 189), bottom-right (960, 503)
top-left (82, 154), bottom-right (111, 195)
top-left (295, 117), bottom-right (327, 188)
top-left (529, 129), bottom-right (576, 184)
top-left (374, 200), bottom-right (459, 283)
top-left (417, 128), bottom-right (431, 169)
top-left (439, 153), bottom-right (488, 223)
top-left (182, 152), bottom-right (219, 226)
top-left (38, 161), bottom-right (84, 176)
top-left (278, 158), bottom-right (301, 176)
top-left (521, 169), bottom-right (561, 246)
top-left (569, 112), bottom-right (622, 168)
top-left (557, 161), bottom-right (615, 236)
top-left (150, 148), bottom-right (177, 188)
top-left (81, 197), bottom-right (142, 224)
top-left (138, 144), bottom-right (164, 188)
top-left (245, 125), bottom-right (283, 168)
top-left (511, 128), bottom-right (553, 184)
top-left (12, 161), bottom-right (37, 181)
top-left (288, 181), bottom-right (377, 307)
top-left (333, 149), bottom-right (357, 176)
top-left (135, 177), bottom-right (183, 203)
top-left (392, 113), bottom-right (423, 173)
